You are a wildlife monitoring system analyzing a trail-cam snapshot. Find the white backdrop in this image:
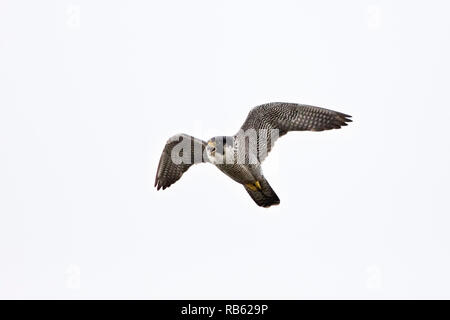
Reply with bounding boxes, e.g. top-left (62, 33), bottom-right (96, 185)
top-left (1, 0), bottom-right (450, 299)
